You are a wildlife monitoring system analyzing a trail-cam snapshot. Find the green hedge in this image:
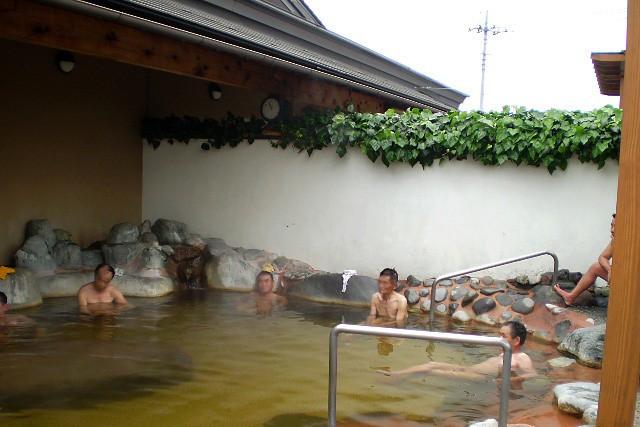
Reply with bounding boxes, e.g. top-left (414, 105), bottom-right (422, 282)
top-left (142, 105), bottom-right (622, 174)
